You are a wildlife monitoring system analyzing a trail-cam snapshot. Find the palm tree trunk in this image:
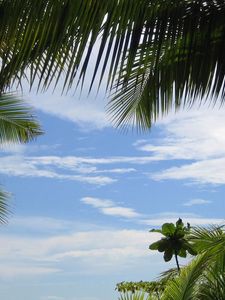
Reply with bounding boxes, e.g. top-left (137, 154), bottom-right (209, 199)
top-left (174, 251), bottom-right (180, 273)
